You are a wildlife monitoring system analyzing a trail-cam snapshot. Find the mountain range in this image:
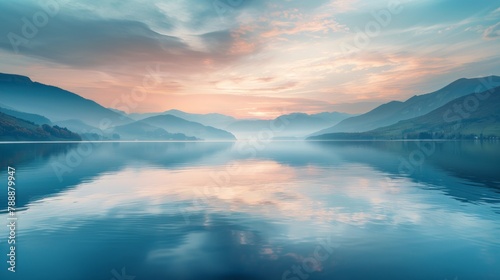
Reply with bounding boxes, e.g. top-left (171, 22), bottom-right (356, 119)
top-left (128, 109), bottom-right (237, 130)
top-left (113, 114), bottom-right (235, 140)
top-left (226, 112), bottom-right (354, 139)
top-left (311, 76), bottom-right (500, 136)
top-left (309, 86), bottom-right (500, 140)
top-left (1, 72), bottom-right (500, 142)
